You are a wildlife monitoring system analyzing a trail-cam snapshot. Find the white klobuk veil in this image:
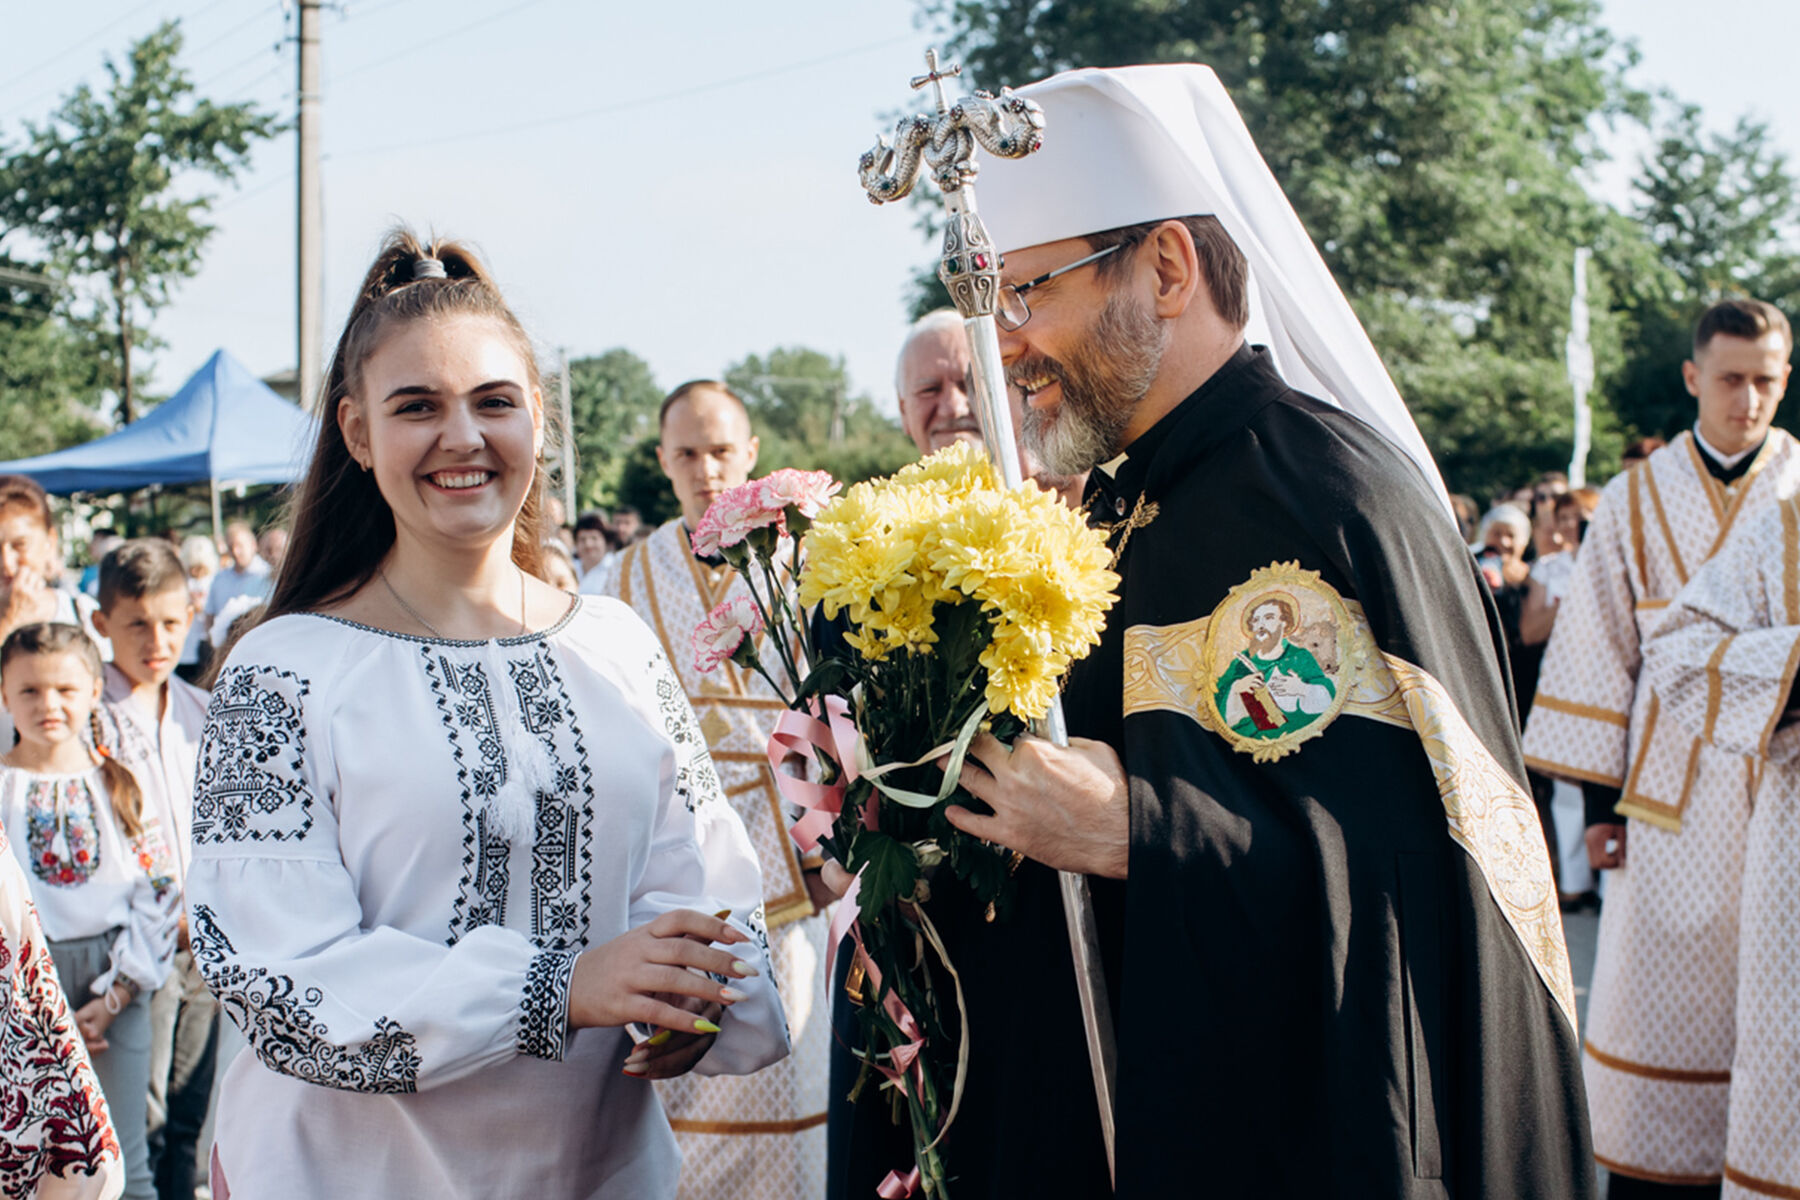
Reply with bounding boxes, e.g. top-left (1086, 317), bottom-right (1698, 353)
top-left (976, 64), bottom-right (1453, 516)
